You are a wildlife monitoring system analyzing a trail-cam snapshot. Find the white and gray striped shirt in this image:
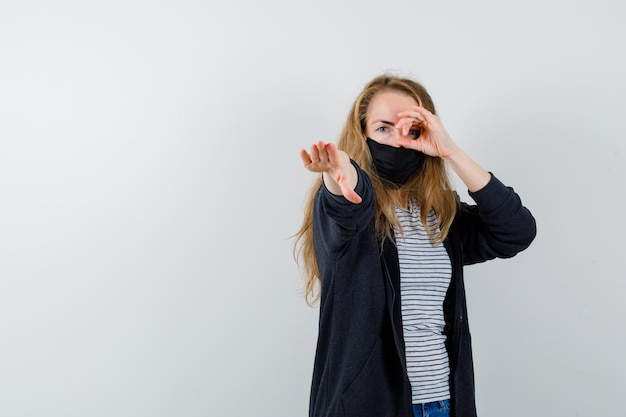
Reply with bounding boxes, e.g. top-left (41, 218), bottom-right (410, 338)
top-left (394, 202), bottom-right (452, 404)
